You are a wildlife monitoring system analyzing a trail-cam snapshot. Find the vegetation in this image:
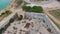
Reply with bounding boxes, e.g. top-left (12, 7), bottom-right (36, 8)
top-left (22, 6), bottom-right (43, 13)
top-left (0, 11), bottom-right (14, 34)
top-left (5, 10), bottom-right (11, 14)
top-left (49, 9), bottom-right (60, 21)
top-left (16, 0), bottom-right (23, 5)
top-left (47, 28), bottom-right (51, 33)
top-left (18, 15), bottom-right (23, 20)
top-left (1, 13), bottom-right (5, 15)
top-left (22, 6), bottom-right (31, 11)
top-left (54, 21), bottom-right (60, 29)
top-left (15, 0), bottom-right (28, 8)
top-left (30, 6), bottom-right (43, 13)
top-left (9, 18), bottom-right (14, 23)
top-left (0, 10), bottom-right (12, 21)
top-left (0, 28), bottom-right (4, 34)
top-left (48, 9), bottom-right (60, 29)
top-left (48, 16), bottom-right (60, 29)
top-left (0, 18), bottom-right (14, 34)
